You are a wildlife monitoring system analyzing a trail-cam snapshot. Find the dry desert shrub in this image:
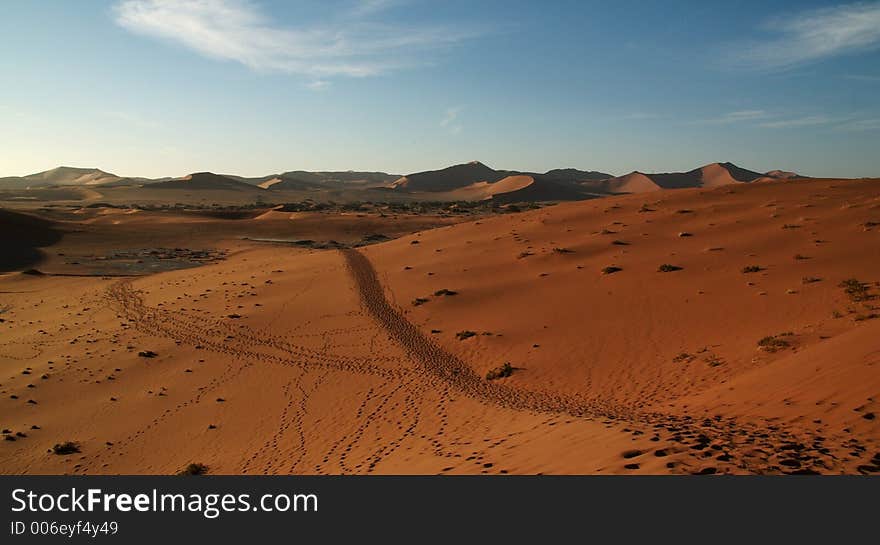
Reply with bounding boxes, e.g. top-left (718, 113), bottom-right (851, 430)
top-left (839, 278), bottom-right (872, 302)
top-left (486, 362), bottom-right (514, 381)
top-left (757, 335), bottom-right (791, 352)
top-left (52, 442), bottom-right (80, 455)
top-left (177, 463), bottom-right (208, 476)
